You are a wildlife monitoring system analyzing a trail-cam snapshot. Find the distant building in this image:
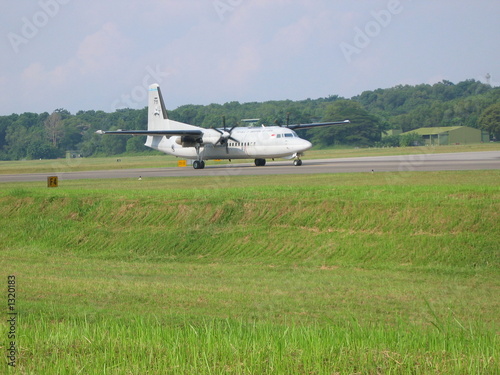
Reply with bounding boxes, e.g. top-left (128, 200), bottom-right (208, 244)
top-left (400, 126), bottom-right (489, 146)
